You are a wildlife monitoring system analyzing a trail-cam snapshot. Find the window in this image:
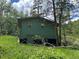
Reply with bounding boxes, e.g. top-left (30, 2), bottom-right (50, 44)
top-left (27, 21), bottom-right (32, 27)
top-left (41, 23), bottom-right (45, 28)
top-left (40, 20), bottom-right (48, 28)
